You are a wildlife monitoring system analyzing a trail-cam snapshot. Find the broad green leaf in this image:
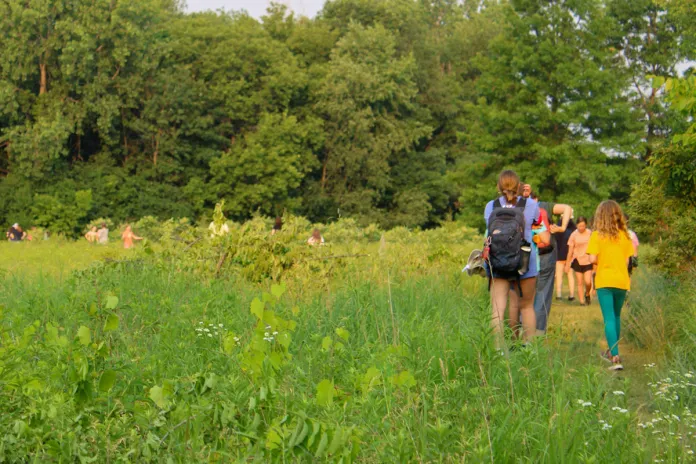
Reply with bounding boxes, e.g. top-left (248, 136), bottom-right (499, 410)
top-left (106, 295), bottom-right (119, 310)
top-left (76, 326), bottom-right (91, 346)
top-left (390, 370), bottom-right (417, 388)
top-left (315, 430), bottom-right (329, 457)
top-left (270, 282), bottom-right (286, 298)
top-left (335, 327), bottom-right (350, 341)
top-left (24, 379), bottom-right (44, 393)
top-left (361, 367), bottom-right (382, 396)
top-left (651, 75), bottom-right (665, 89)
top-left (250, 298), bottom-right (264, 320)
top-left (149, 386), bottom-right (166, 408)
top-left (149, 380), bottom-right (175, 409)
top-left (321, 336), bottom-right (333, 351)
top-left (316, 379), bottom-right (334, 407)
top-left (104, 314), bottom-right (119, 332)
top-left (99, 370), bottom-right (117, 392)
top-left (266, 427), bottom-right (283, 450)
top-left (223, 333), bottom-right (238, 354)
